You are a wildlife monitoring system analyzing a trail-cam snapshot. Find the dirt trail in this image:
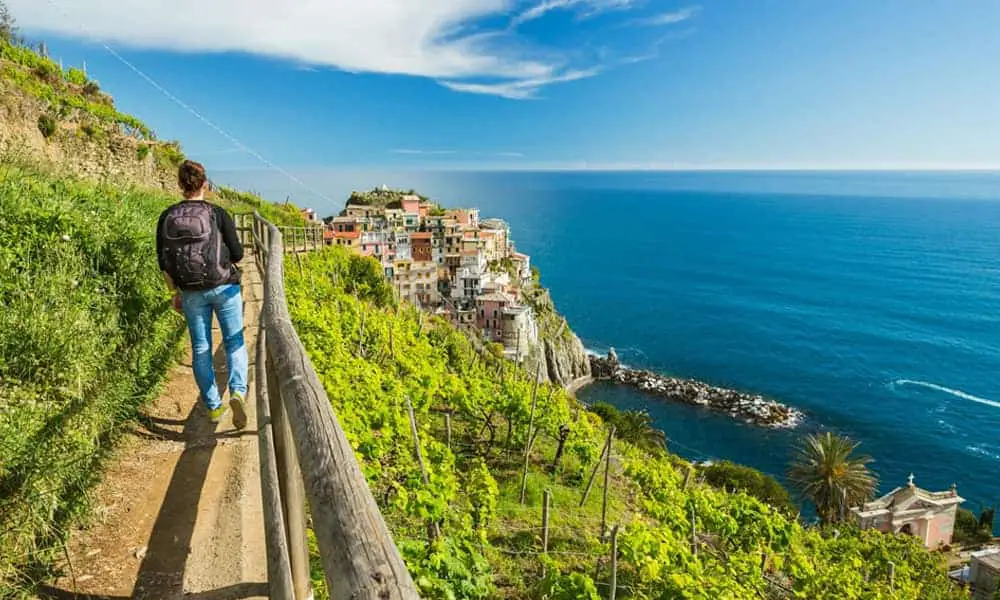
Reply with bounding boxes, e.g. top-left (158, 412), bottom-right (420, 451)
top-left (39, 261), bottom-right (268, 600)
